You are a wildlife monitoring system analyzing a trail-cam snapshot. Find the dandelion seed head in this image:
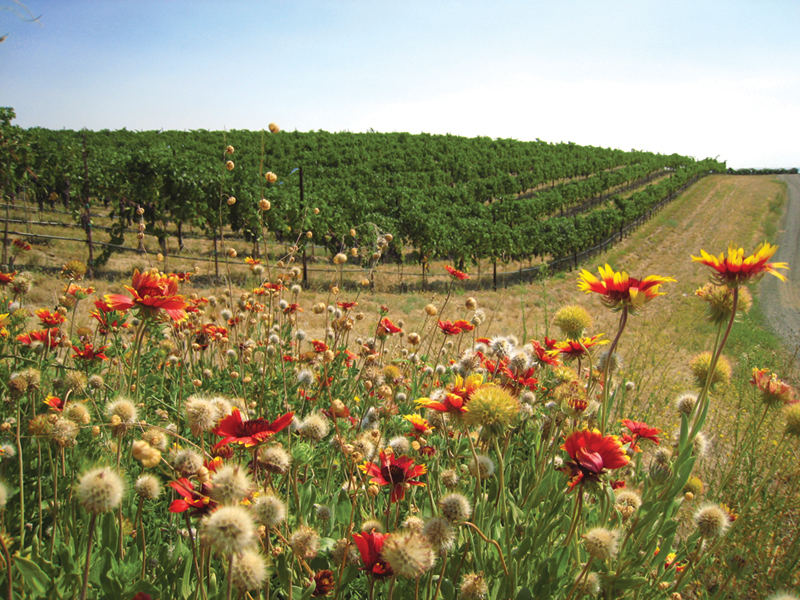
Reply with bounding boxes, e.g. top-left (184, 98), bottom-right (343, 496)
top-left (171, 449), bottom-right (204, 477)
top-left (253, 493), bottom-right (286, 527)
top-left (50, 417), bottom-right (79, 447)
top-left (77, 467), bottom-right (125, 514)
top-left (134, 474), bottom-right (162, 500)
top-left (460, 572), bottom-right (489, 600)
top-left (695, 504), bottom-right (730, 538)
top-left (582, 527), bottom-right (619, 560)
top-left (209, 464), bottom-right (255, 505)
top-left (441, 469), bottom-right (460, 490)
top-left (675, 393), bottom-right (698, 416)
top-left (230, 549), bottom-right (268, 591)
top-left (64, 402), bottom-right (91, 425)
top-left (388, 435), bottom-right (411, 455)
top-left (440, 492), bottom-right (472, 522)
top-left (423, 516), bottom-right (455, 552)
top-left (203, 505), bottom-right (256, 555)
top-left (258, 446), bottom-right (292, 475)
top-left (289, 525), bottom-right (320, 559)
top-left (614, 490), bottom-right (642, 511)
top-left (574, 571), bottom-right (600, 597)
top-left (299, 413), bottom-right (330, 441)
top-left (361, 519), bottom-right (384, 533)
top-left (380, 529), bottom-right (435, 578)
